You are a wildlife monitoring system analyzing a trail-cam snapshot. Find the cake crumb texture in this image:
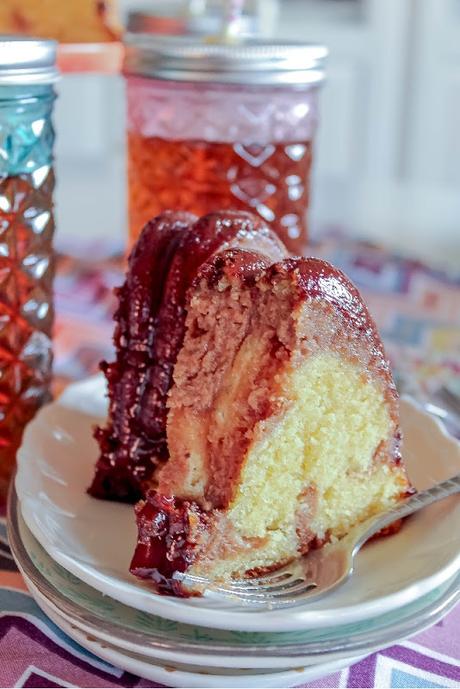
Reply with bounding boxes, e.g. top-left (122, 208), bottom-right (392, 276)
top-left (153, 252), bottom-right (409, 583)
